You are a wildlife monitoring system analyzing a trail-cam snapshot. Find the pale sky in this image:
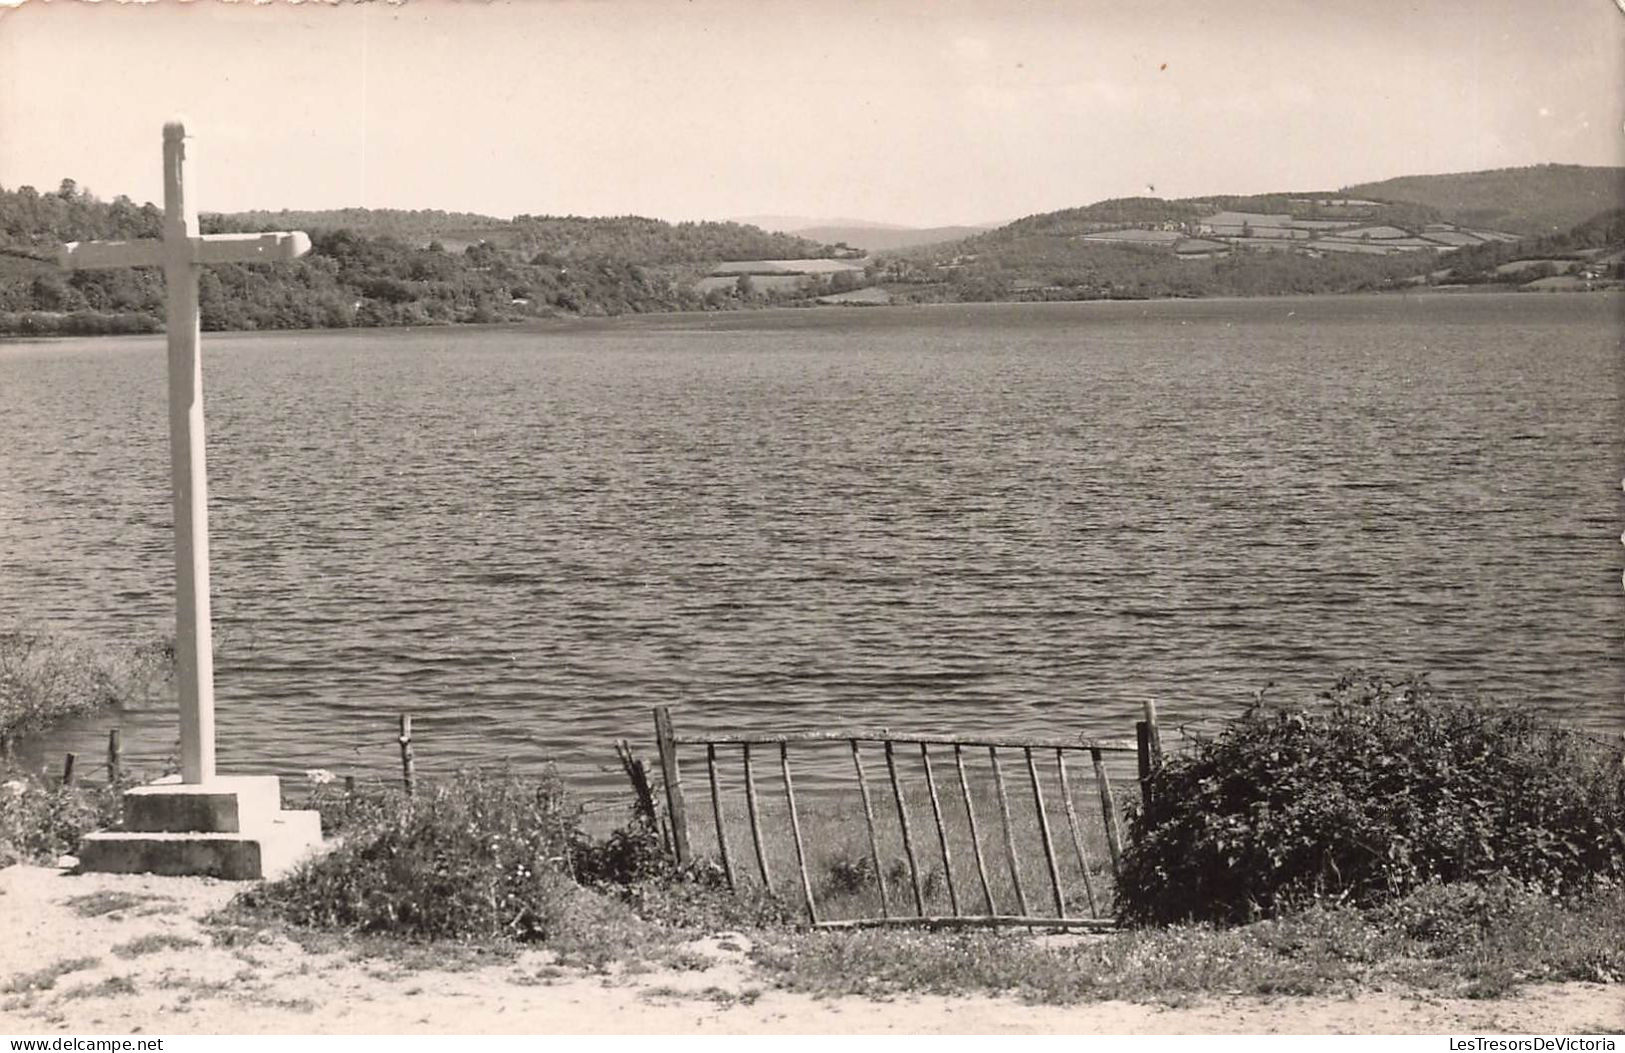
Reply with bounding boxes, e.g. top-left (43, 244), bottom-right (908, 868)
top-left (1, 0), bottom-right (1621, 228)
